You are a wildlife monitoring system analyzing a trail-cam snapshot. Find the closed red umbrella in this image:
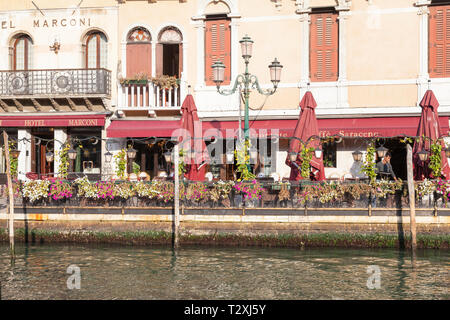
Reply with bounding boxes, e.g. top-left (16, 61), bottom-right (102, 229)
top-left (413, 90), bottom-right (450, 180)
top-left (180, 94), bottom-right (209, 181)
top-left (286, 91), bottom-right (325, 181)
